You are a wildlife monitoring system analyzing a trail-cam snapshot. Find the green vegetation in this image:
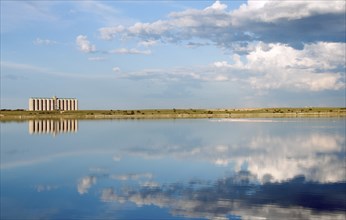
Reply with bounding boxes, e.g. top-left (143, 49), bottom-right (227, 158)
top-left (1, 107), bottom-right (345, 121)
